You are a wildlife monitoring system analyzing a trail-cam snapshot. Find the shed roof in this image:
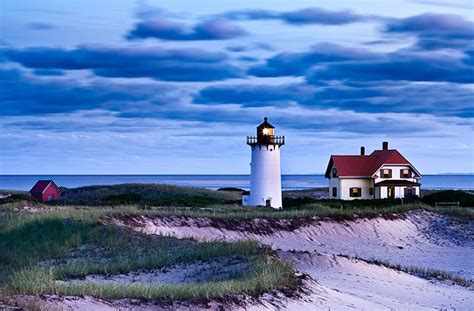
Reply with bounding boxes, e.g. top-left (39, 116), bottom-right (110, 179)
top-left (30, 180), bottom-right (57, 193)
